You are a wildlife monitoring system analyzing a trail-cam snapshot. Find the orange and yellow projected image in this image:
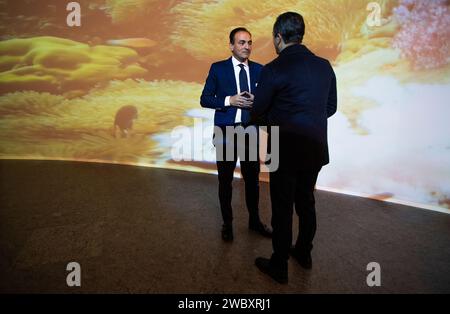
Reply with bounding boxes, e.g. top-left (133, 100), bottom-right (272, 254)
top-left (0, 0), bottom-right (449, 211)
